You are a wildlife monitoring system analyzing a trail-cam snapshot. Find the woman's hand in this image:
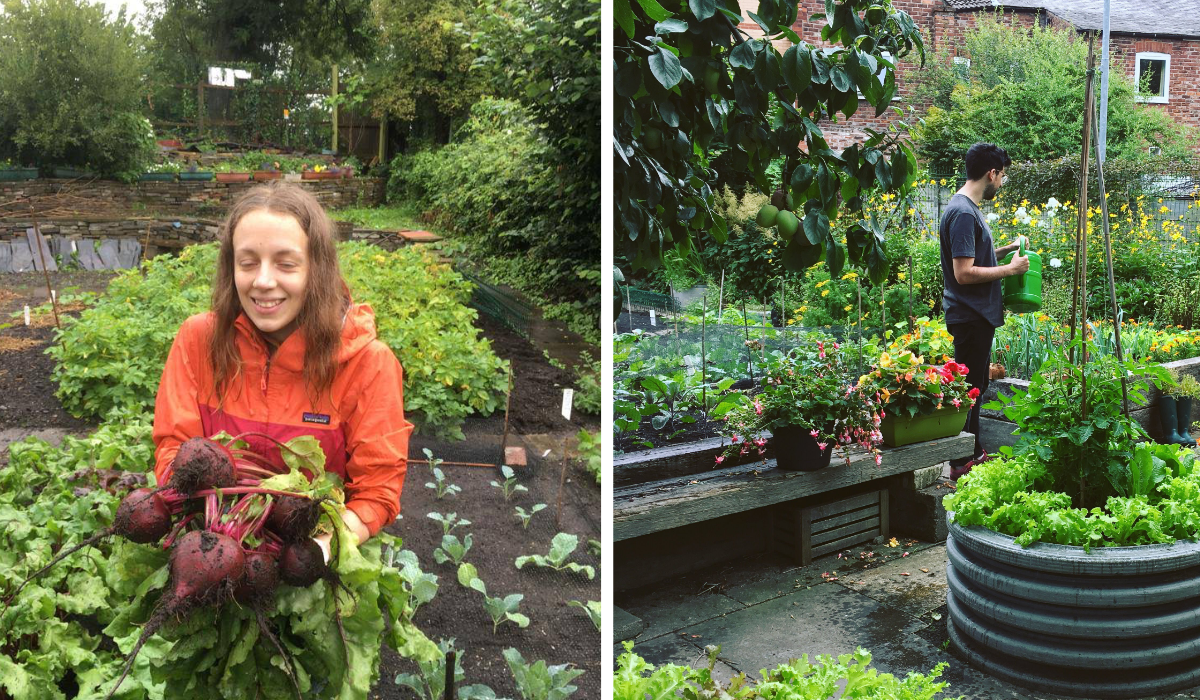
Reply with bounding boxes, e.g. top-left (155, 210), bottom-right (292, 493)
top-left (312, 509), bottom-right (369, 563)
